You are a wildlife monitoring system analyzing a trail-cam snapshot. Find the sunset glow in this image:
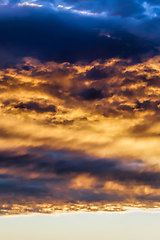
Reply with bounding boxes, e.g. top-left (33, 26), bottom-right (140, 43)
top-left (0, 2), bottom-right (160, 238)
